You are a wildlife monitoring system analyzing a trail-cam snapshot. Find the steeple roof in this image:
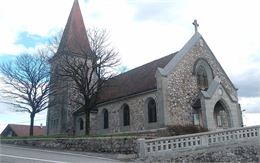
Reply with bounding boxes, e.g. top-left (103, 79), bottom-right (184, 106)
top-left (56, 0), bottom-right (91, 55)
